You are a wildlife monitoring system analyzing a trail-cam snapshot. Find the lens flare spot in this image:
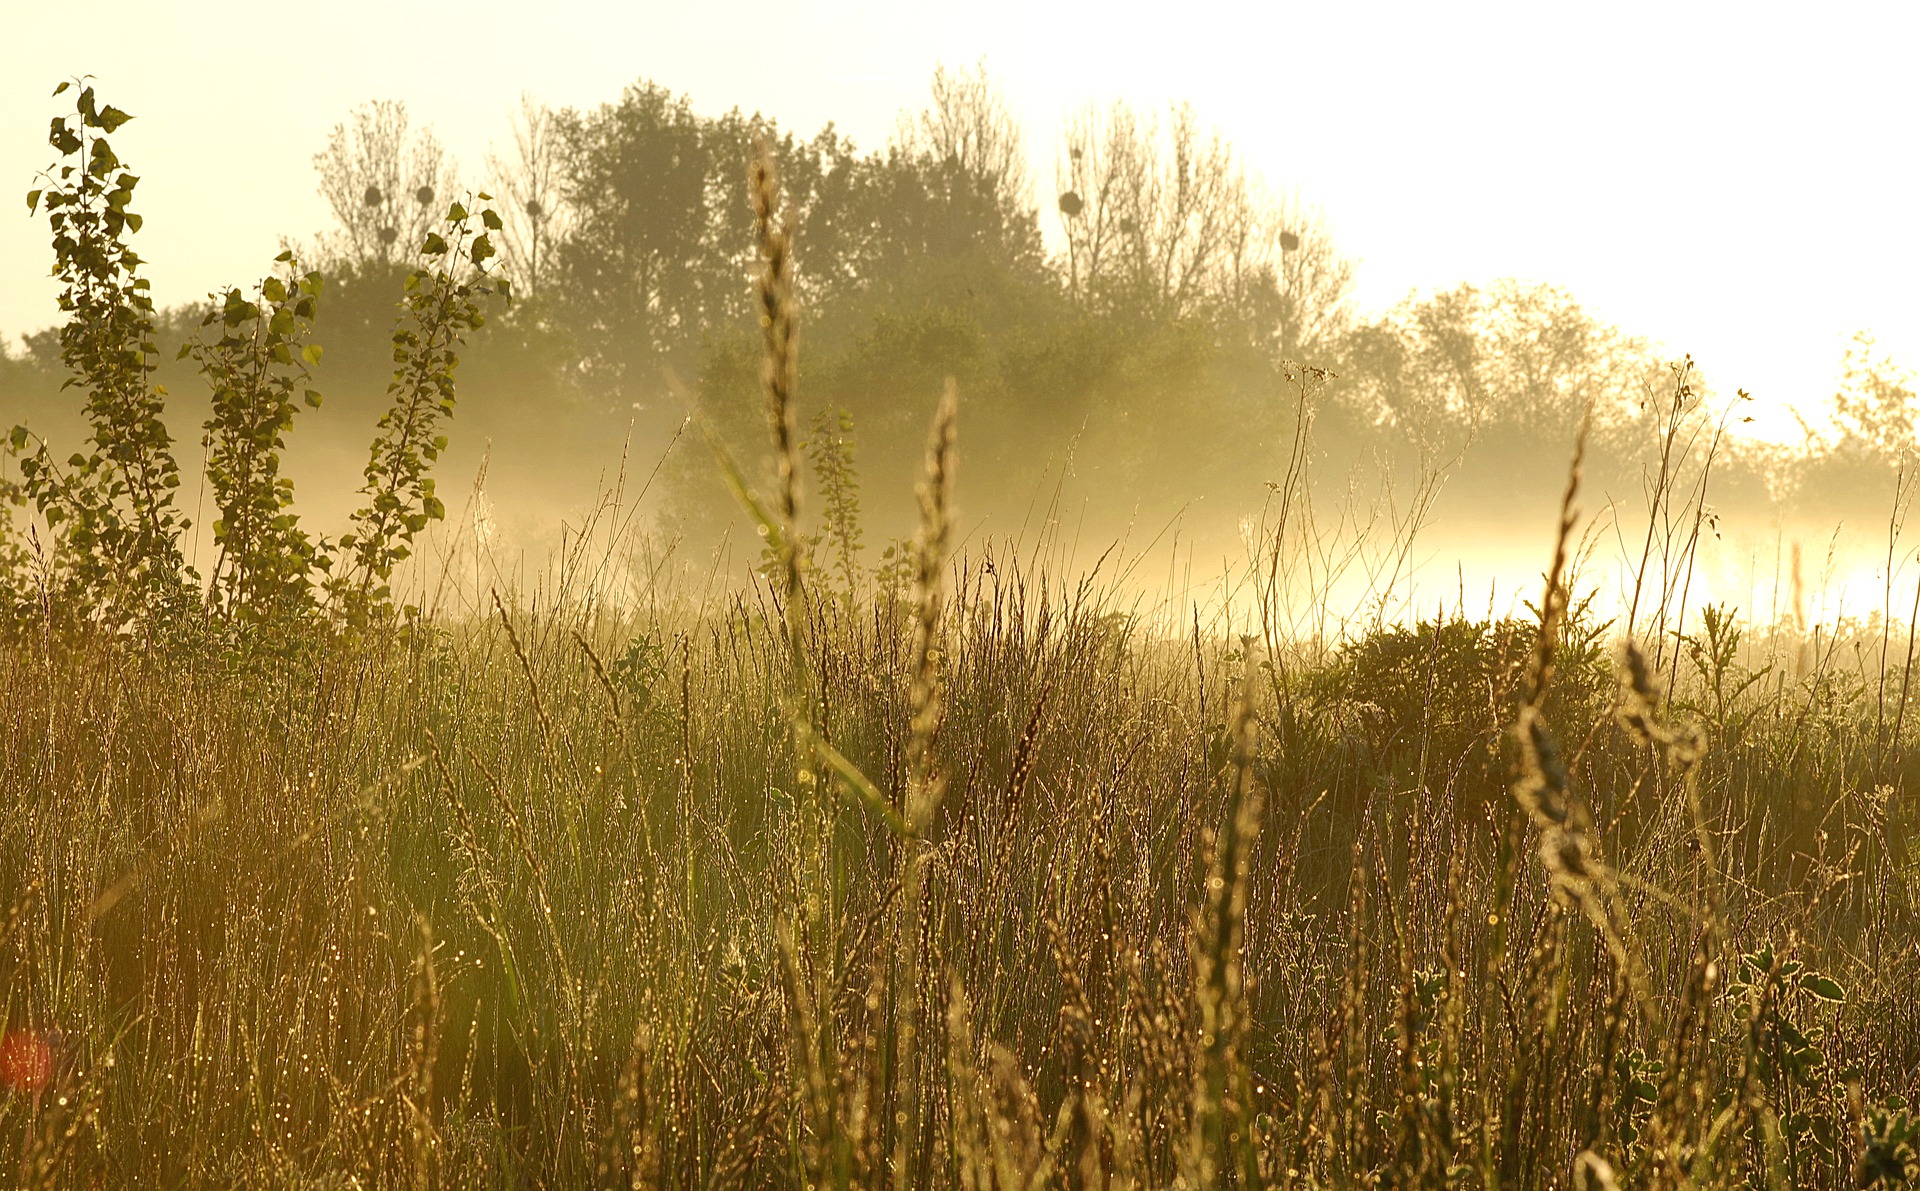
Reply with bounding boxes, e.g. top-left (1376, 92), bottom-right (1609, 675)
top-left (1, 1031), bottom-right (55, 1094)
